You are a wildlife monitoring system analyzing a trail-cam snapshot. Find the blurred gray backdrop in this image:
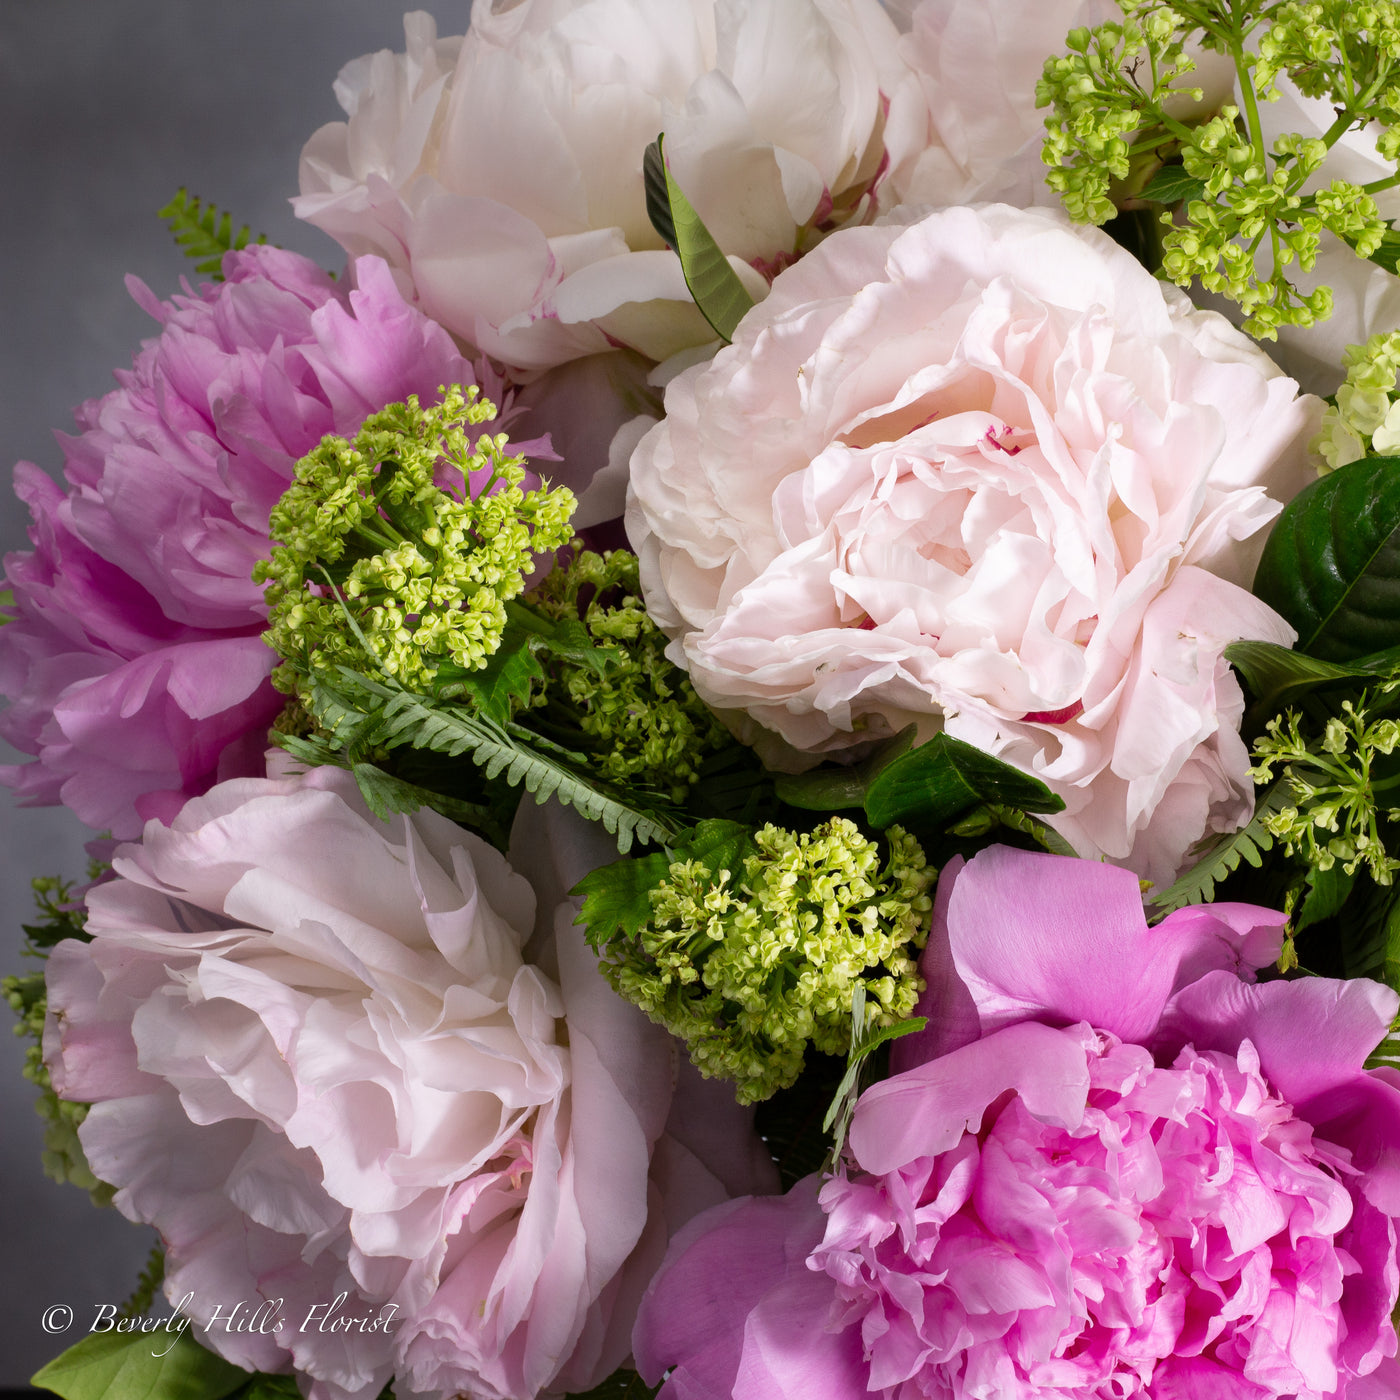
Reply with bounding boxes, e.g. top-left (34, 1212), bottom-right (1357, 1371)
top-left (0, 4), bottom-right (442, 1382)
